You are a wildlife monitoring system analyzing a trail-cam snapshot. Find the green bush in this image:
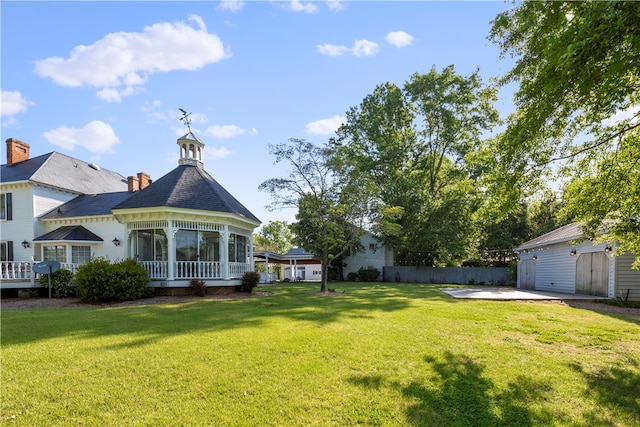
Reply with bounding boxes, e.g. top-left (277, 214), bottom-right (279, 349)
top-left (357, 266), bottom-right (380, 282)
top-left (189, 278), bottom-right (207, 297)
top-left (241, 271), bottom-right (261, 293)
top-left (39, 268), bottom-right (75, 298)
top-left (346, 272), bottom-right (358, 281)
top-left (74, 257), bottom-right (151, 302)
